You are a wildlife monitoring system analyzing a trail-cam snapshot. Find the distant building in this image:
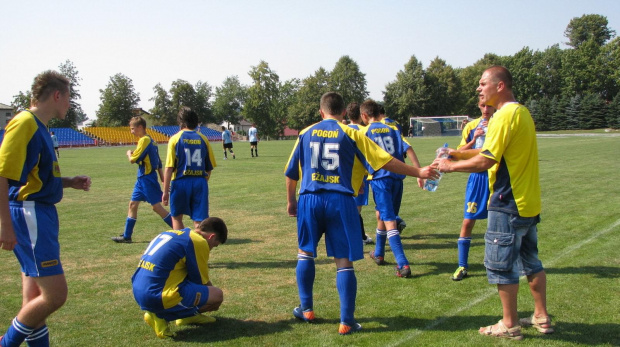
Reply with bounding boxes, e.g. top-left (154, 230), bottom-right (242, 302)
top-left (0, 103), bottom-right (14, 129)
